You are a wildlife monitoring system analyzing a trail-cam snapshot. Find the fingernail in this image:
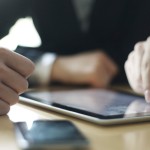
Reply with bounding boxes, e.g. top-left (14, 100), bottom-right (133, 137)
top-left (145, 90), bottom-right (150, 103)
